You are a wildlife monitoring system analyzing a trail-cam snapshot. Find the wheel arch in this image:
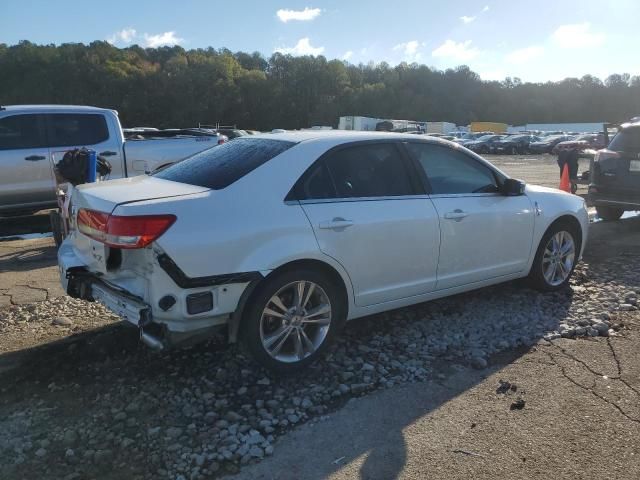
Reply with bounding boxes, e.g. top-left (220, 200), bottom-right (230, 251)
top-left (228, 257), bottom-right (353, 343)
top-left (547, 214), bottom-right (583, 251)
top-left (528, 213), bottom-right (584, 277)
